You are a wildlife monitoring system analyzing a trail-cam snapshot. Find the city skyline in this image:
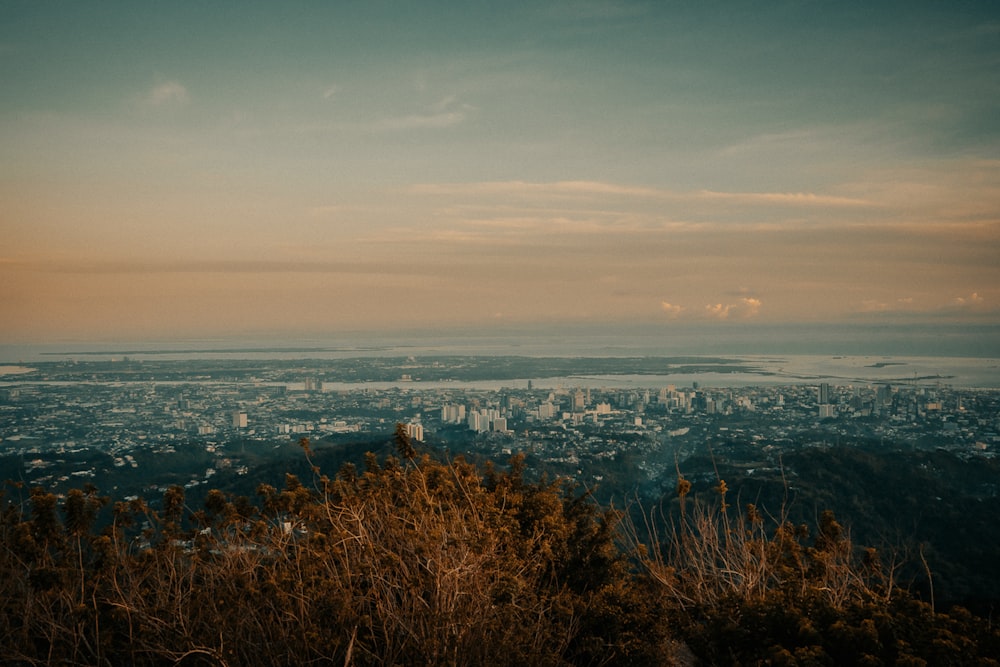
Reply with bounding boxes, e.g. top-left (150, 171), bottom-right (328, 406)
top-left (2, 1), bottom-right (998, 344)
